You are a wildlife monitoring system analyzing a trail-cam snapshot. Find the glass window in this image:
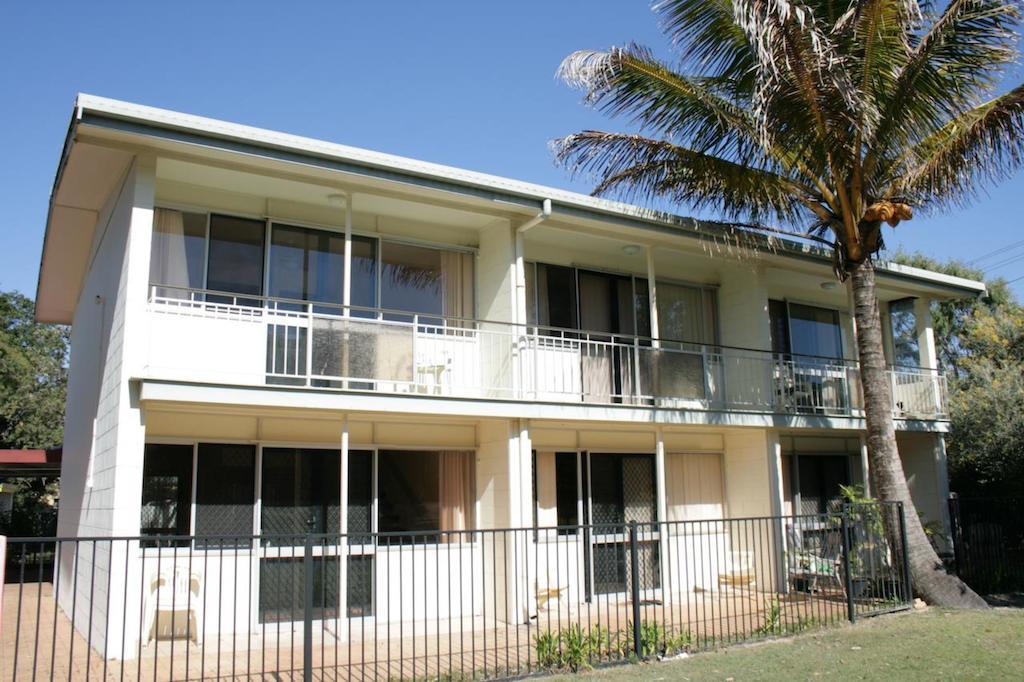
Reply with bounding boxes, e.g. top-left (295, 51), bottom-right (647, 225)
top-left (150, 209), bottom-right (206, 298)
top-left (377, 450), bottom-right (474, 539)
top-left (529, 263), bottom-right (578, 330)
top-left (194, 443), bottom-right (255, 546)
top-left (794, 455), bottom-right (851, 515)
top-left (350, 235), bottom-right (378, 316)
top-left (347, 450), bottom-right (373, 543)
top-left (140, 444), bottom-right (193, 544)
top-left (889, 298), bottom-right (920, 367)
top-left (268, 224), bottom-right (345, 311)
top-left (260, 448), bottom-right (340, 542)
top-left (381, 242), bottom-right (442, 319)
top-left (555, 452), bottom-right (579, 533)
top-left (775, 302), bottom-right (843, 359)
top-left (207, 214), bottom-right (266, 304)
